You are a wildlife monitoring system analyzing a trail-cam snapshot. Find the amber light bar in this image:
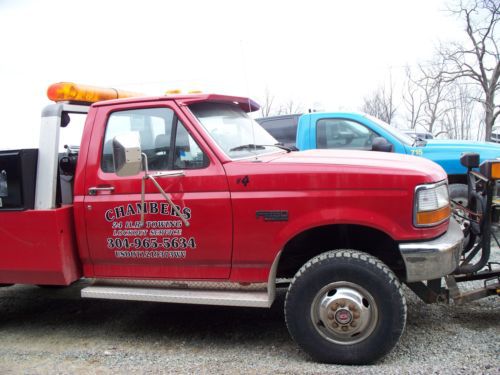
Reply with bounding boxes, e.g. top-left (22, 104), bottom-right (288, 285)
top-left (47, 82), bottom-right (143, 104)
